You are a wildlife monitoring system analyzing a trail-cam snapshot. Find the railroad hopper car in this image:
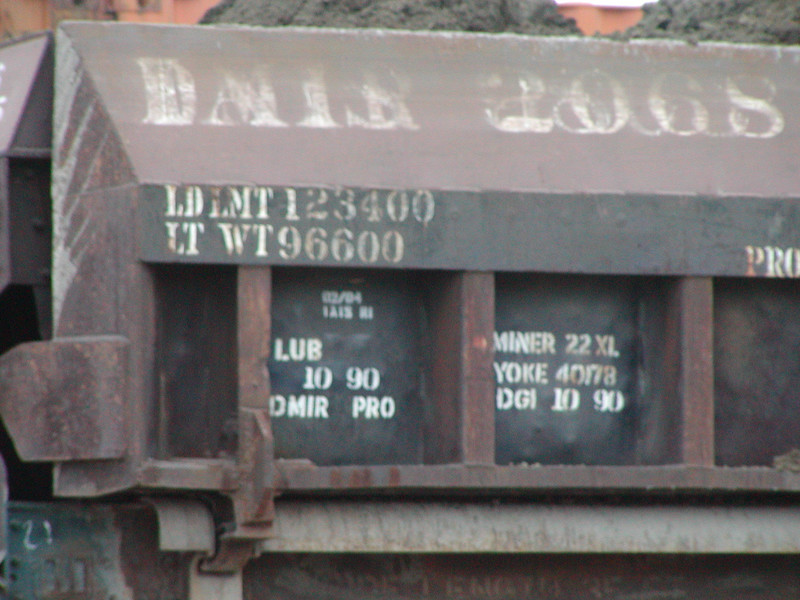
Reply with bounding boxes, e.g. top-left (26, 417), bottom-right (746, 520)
top-left (1, 23), bottom-right (800, 599)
